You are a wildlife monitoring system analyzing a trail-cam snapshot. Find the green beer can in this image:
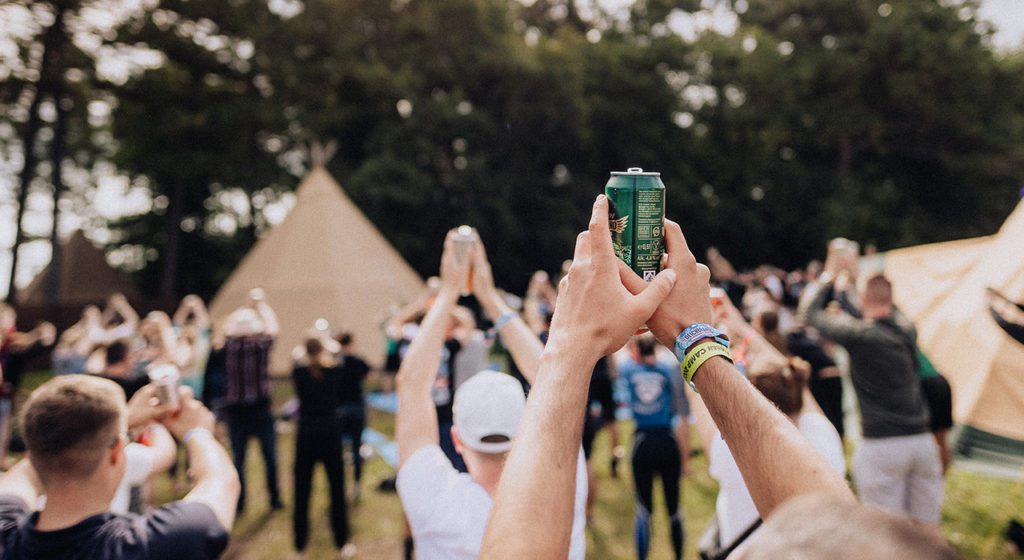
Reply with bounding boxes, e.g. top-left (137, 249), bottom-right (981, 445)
top-left (605, 167), bottom-right (665, 282)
